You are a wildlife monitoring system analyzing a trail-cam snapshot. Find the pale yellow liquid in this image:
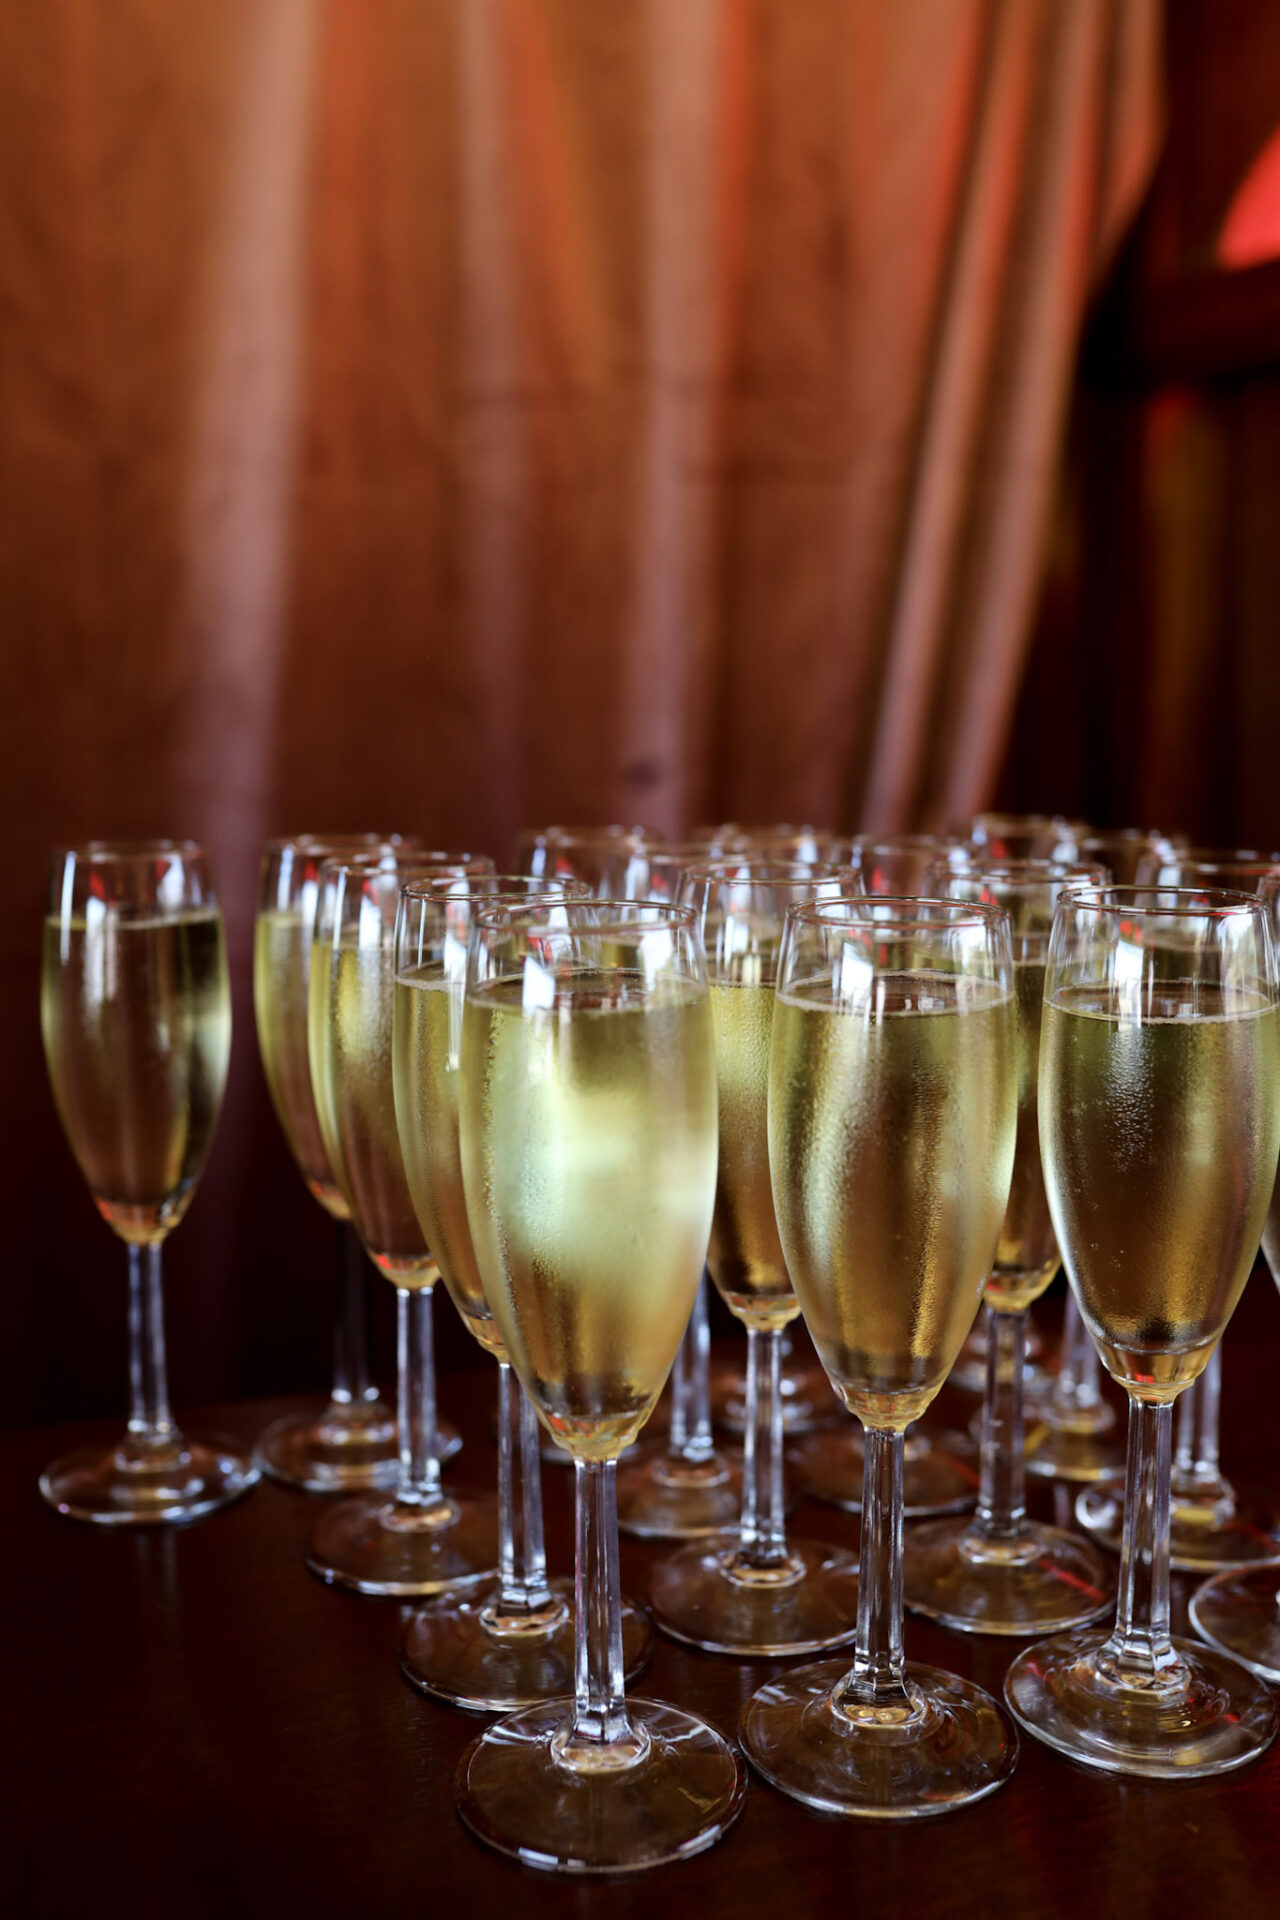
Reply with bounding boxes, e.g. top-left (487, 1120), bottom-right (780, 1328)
top-left (987, 956), bottom-right (1058, 1311)
top-left (309, 938), bottom-right (437, 1287)
top-left (393, 967), bottom-right (506, 1357)
top-left (1041, 983), bottom-right (1280, 1401)
top-left (254, 906), bottom-right (348, 1218)
top-left (42, 909), bottom-right (231, 1244)
top-left (769, 972), bottom-right (1015, 1430)
top-left (707, 974), bottom-right (795, 1329)
top-left (460, 971), bottom-right (717, 1460)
